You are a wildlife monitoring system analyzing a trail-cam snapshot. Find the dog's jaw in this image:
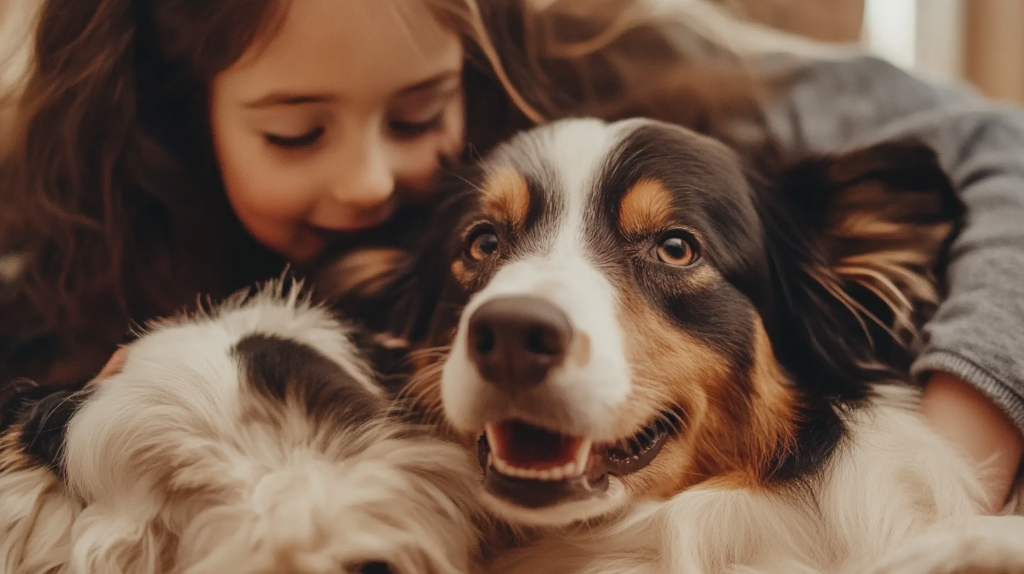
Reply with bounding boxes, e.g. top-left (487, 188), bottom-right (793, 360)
top-left (480, 477), bottom-right (630, 527)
